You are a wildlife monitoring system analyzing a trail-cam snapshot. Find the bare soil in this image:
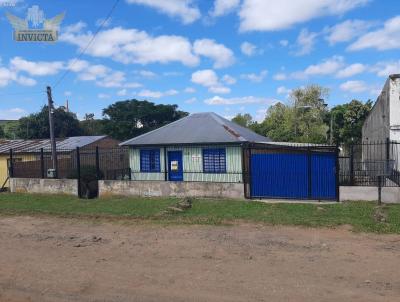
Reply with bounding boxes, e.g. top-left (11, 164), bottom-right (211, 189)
top-left (1, 216), bottom-right (400, 302)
